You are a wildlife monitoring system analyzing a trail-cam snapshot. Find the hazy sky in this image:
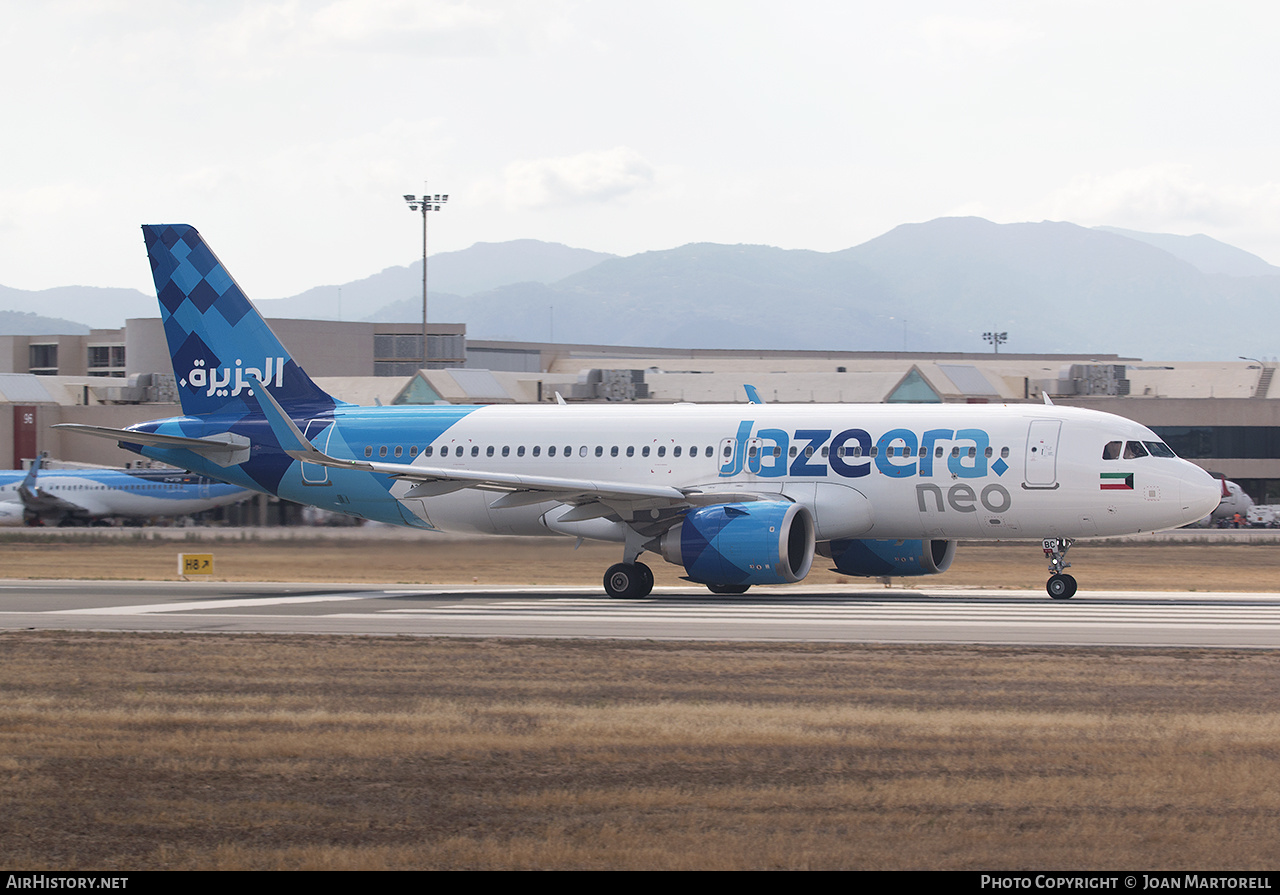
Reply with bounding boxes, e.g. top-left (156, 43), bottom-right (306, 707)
top-left (4, 1), bottom-right (1280, 298)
